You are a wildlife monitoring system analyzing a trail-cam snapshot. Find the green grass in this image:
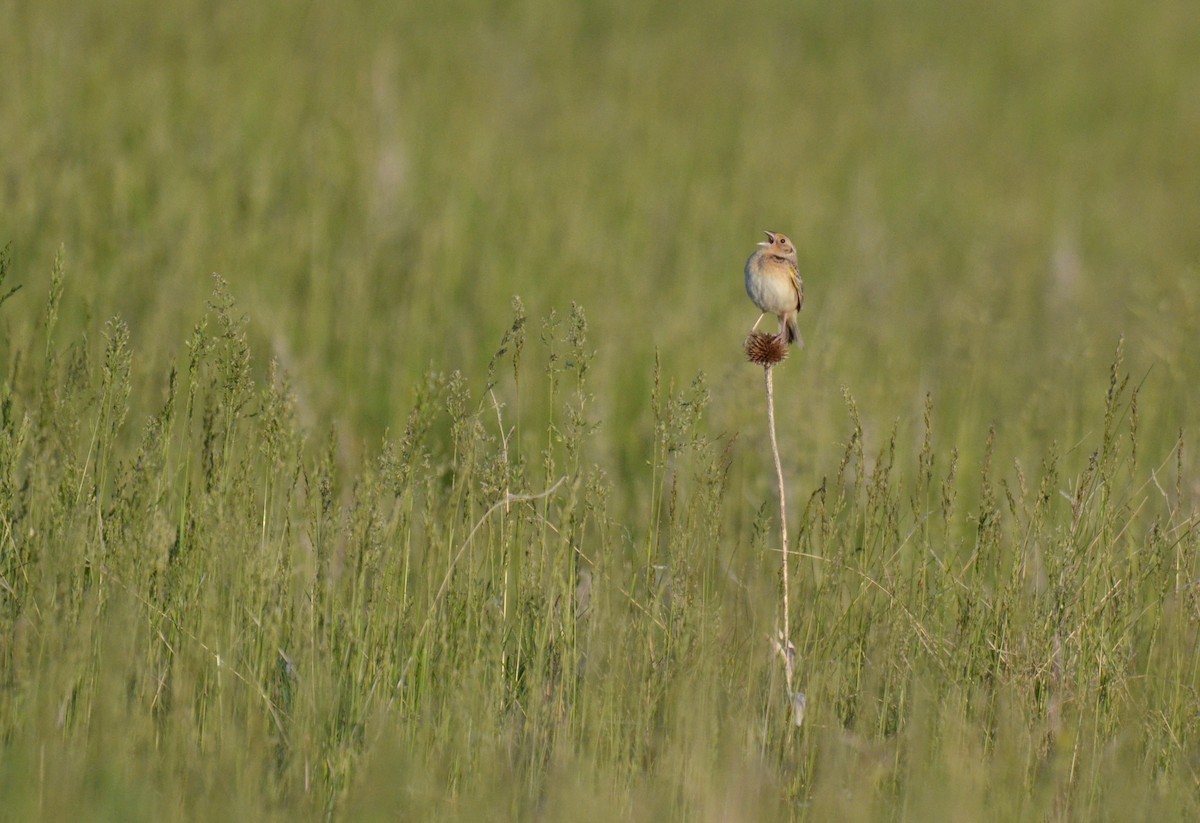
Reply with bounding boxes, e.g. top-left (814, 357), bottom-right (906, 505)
top-left (2, 0), bottom-right (1199, 819)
